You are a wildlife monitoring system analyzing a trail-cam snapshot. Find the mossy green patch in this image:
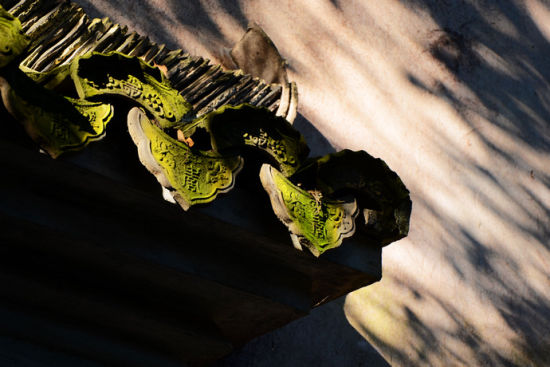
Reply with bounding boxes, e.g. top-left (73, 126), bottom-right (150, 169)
top-left (261, 164), bottom-right (358, 256)
top-left (181, 104), bottom-right (309, 176)
top-left (71, 51), bottom-right (193, 128)
top-left (1, 67), bottom-right (113, 158)
top-left (292, 150), bottom-right (412, 244)
top-left (129, 108), bottom-right (243, 210)
top-left (0, 5), bottom-right (30, 68)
